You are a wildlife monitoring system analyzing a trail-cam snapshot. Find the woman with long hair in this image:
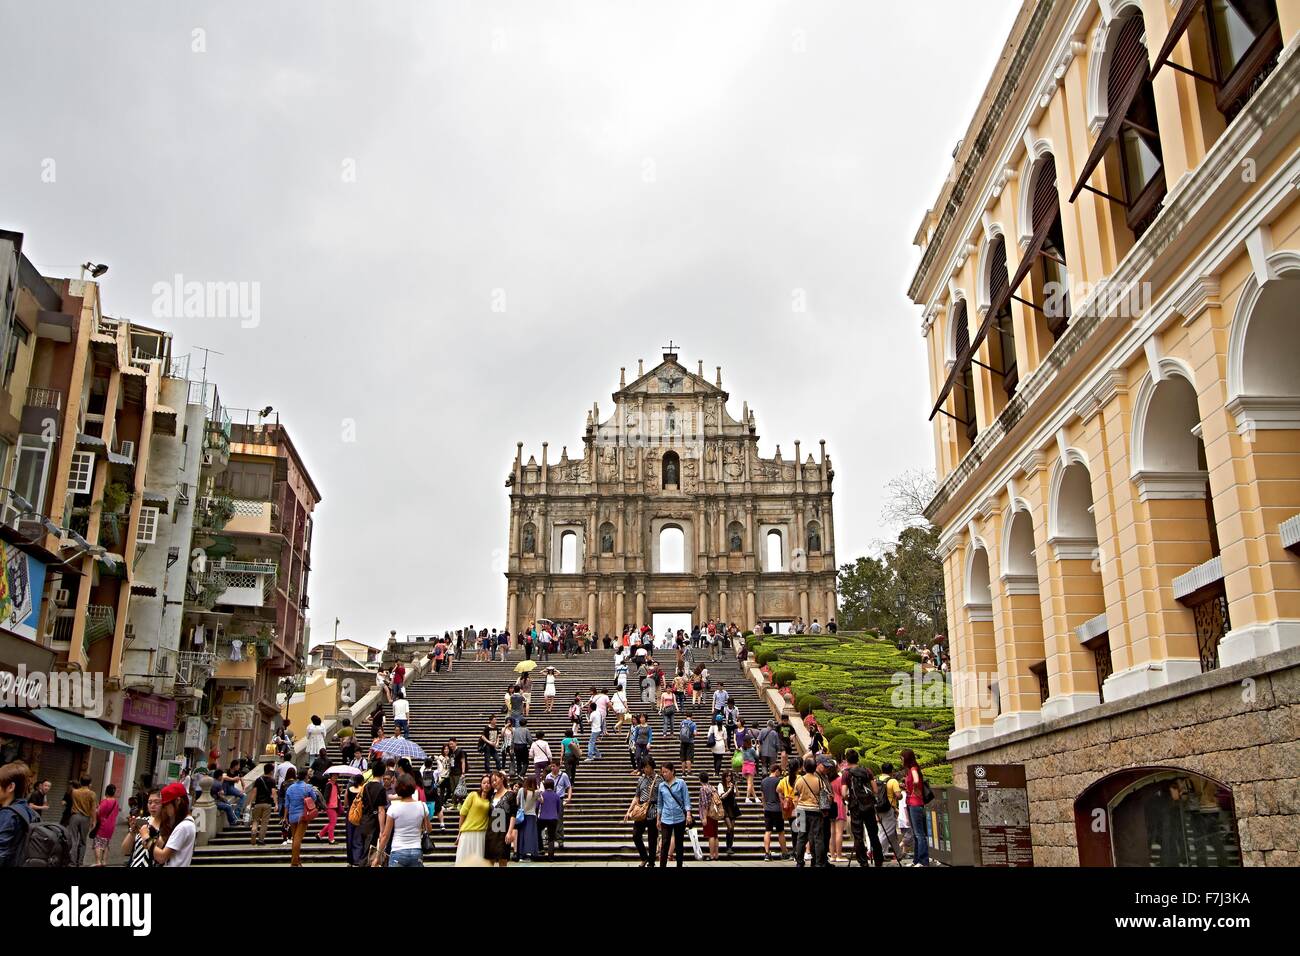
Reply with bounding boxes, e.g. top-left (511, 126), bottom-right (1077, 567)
top-left (455, 775), bottom-right (492, 866)
top-left (143, 783), bottom-right (195, 866)
top-left (122, 788), bottom-right (161, 868)
top-left (900, 748), bottom-right (930, 867)
top-left (515, 773), bottom-right (540, 862)
top-left (718, 769), bottom-right (740, 857)
top-left (483, 771), bottom-right (517, 868)
top-left (344, 775), bottom-right (365, 866)
top-left (318, 773), bottom-right (341, 844)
